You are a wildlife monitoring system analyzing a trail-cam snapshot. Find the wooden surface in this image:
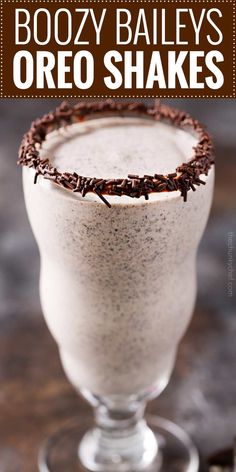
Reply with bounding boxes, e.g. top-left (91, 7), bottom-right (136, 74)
top-left (0, 100), bottom-right (235, 472)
